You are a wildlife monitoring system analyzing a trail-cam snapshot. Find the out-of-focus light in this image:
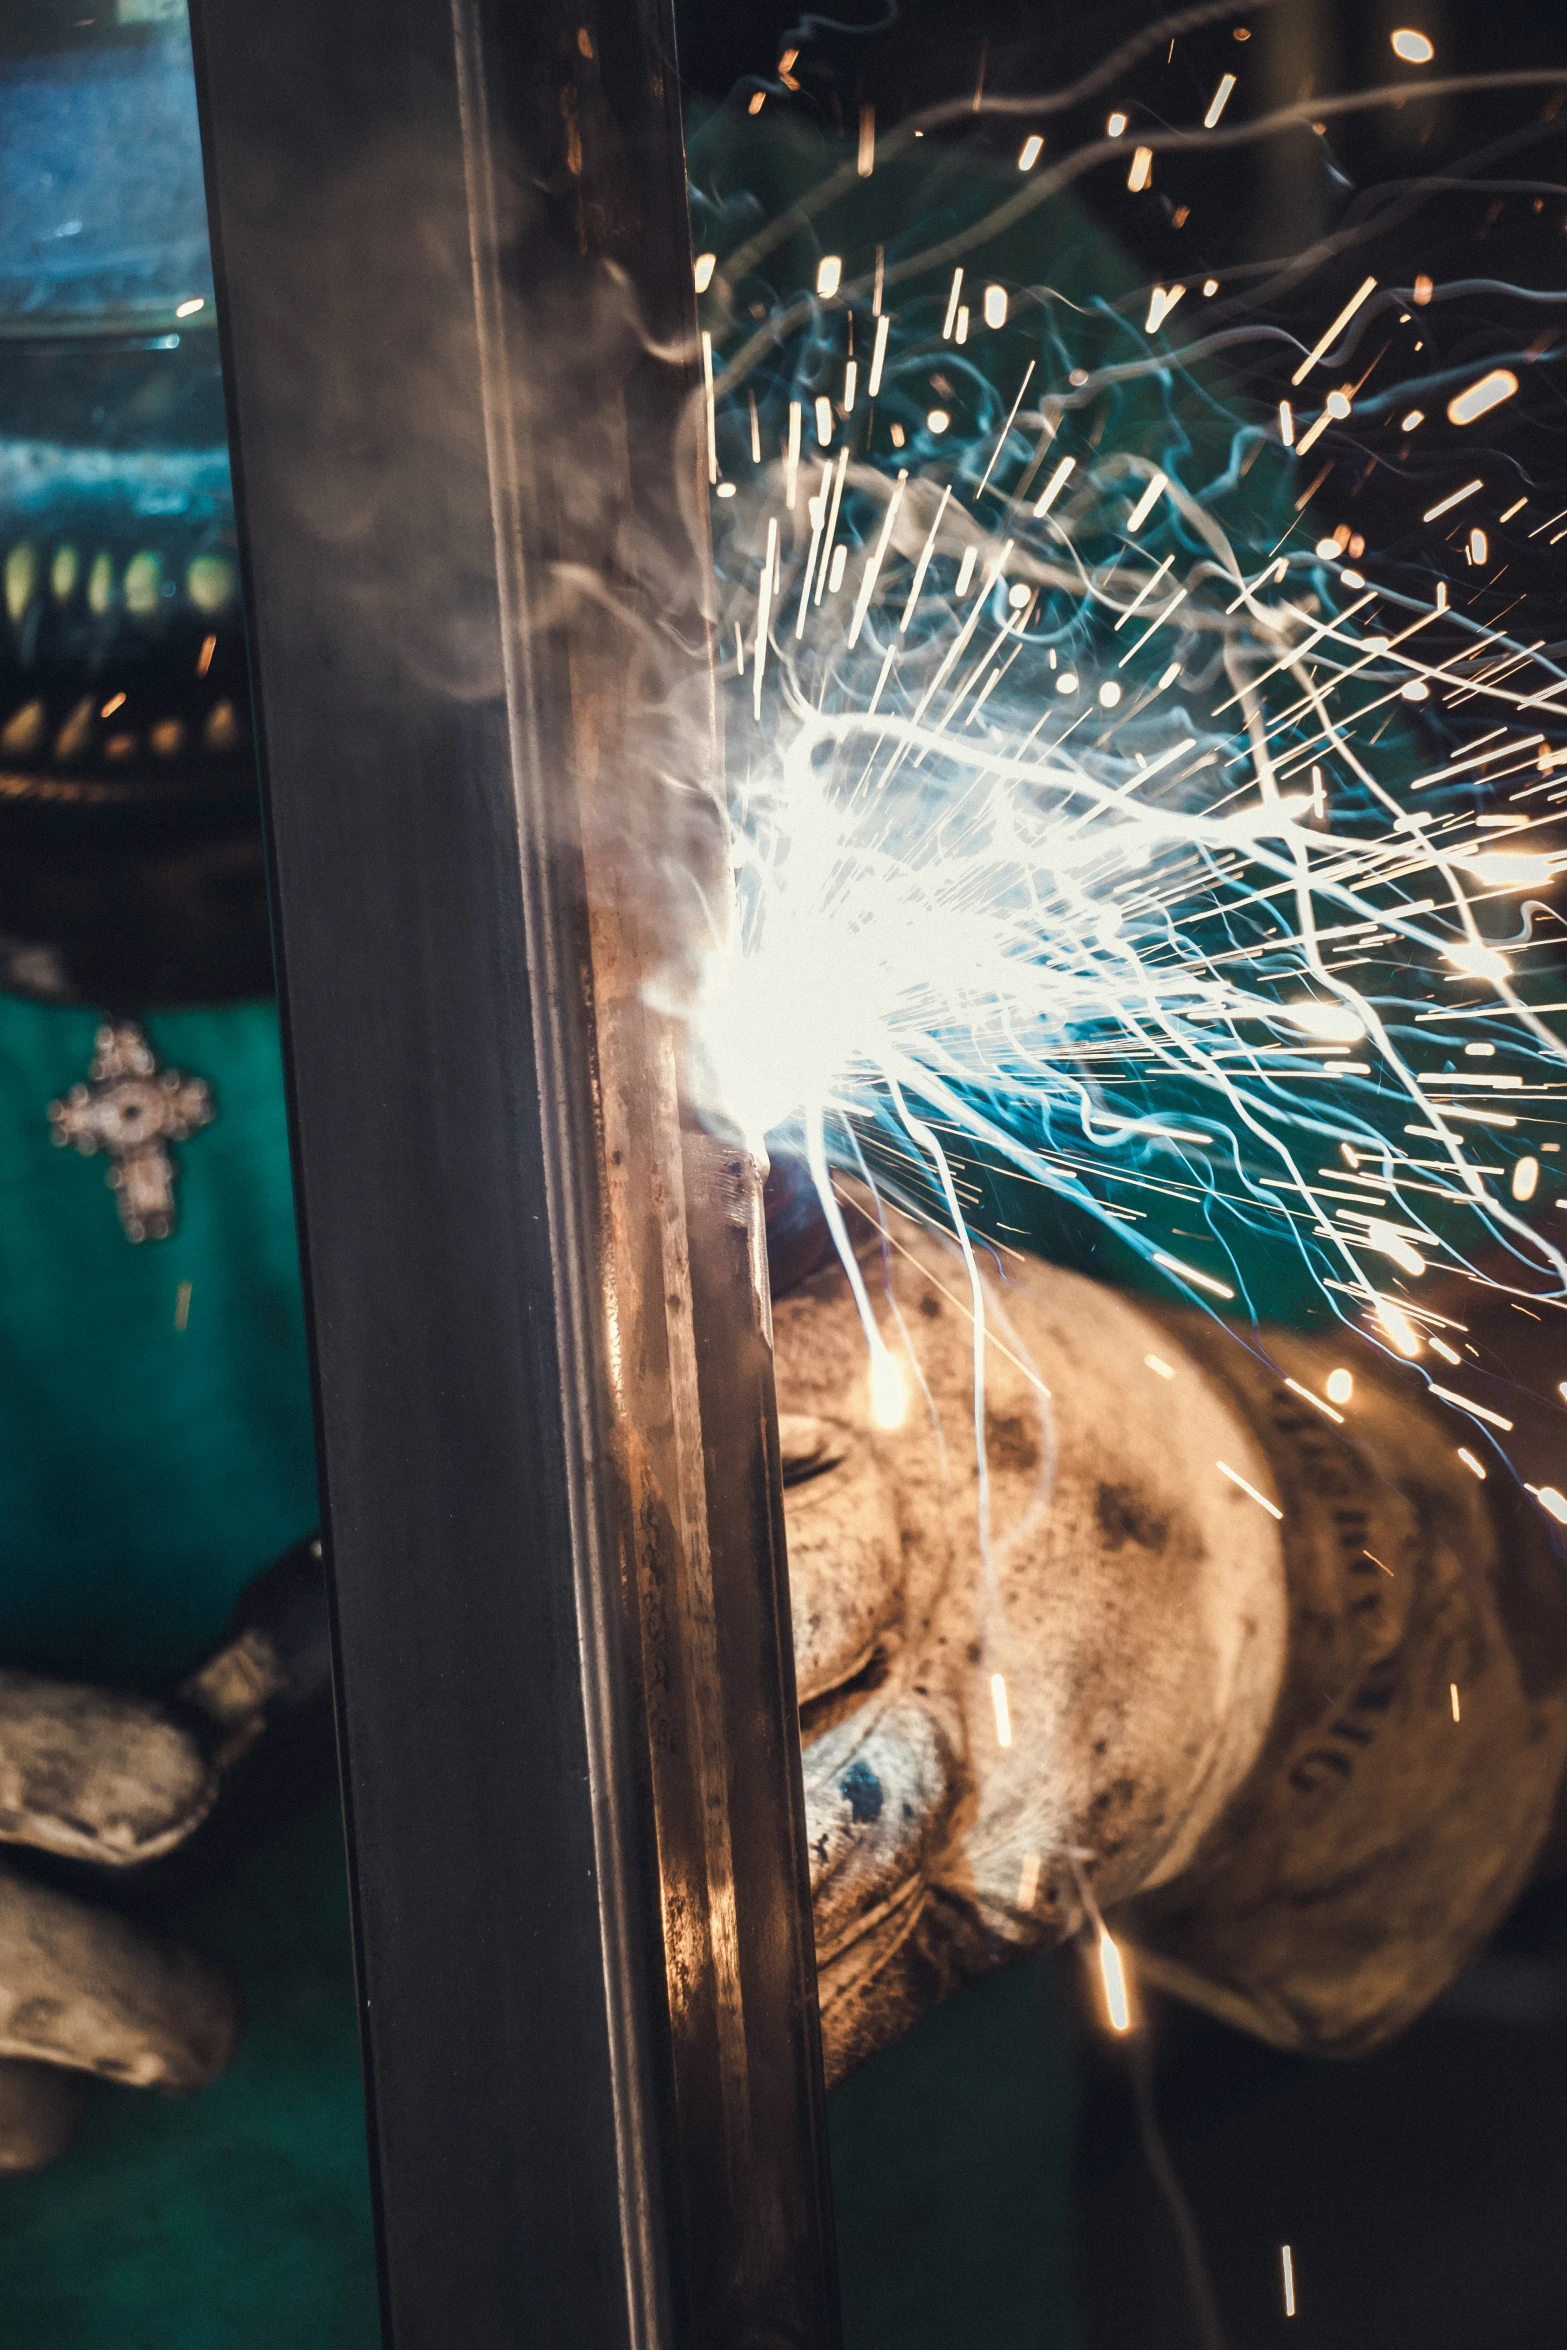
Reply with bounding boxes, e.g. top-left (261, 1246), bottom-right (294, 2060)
top-left (926, 407), bottom-right (950, 435)
top-left (1285, 1000), bottom-right (1364, 1041)
top-left (1513, 1156), bottom-right (1541, 1201)
top-left (1106, 111), bottom-right (1128, 137)
top-left (1145, 284), bottom-right (1185, 333)
top-left (1377, 1301), bottom-right (1423, 1358)
top-left (175, 296), bottom-right (205, 318)
top-left (869, 1344), bottom-right (908, 1429)
top-left (1204, 73), bottom-right (1236, 128)
top-left (1127, 145), bottom-right (1153, 191)
top-left (1448, 367), bottom-right (1519, 426)
top-left (693, 252), bottom-right (716, 292)
top-left (1447, 941), bottom-right (1510, 980)
top-left (1098, 1929), bottom-right (1131, 2032)
top-left (991, 1673), bottom-right (1013, 1747)
top-left (1401, 408), bottom-right (1425, 431)
top-left (1018, 134), bottom-right (1044, 170)
top-left (1326, 1368), bottom-right (1354, 1404)
top-left (1458, 849), bottom-right (1553, 887)
top-left (1391, 27), bottom-right (1435, 62)
top-left (1126, 470), bottom-right (1167, 532)
top-left (816, 254), bottom-right (842, 298)
top-left (983, 283), bottom-right (1008, 328)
